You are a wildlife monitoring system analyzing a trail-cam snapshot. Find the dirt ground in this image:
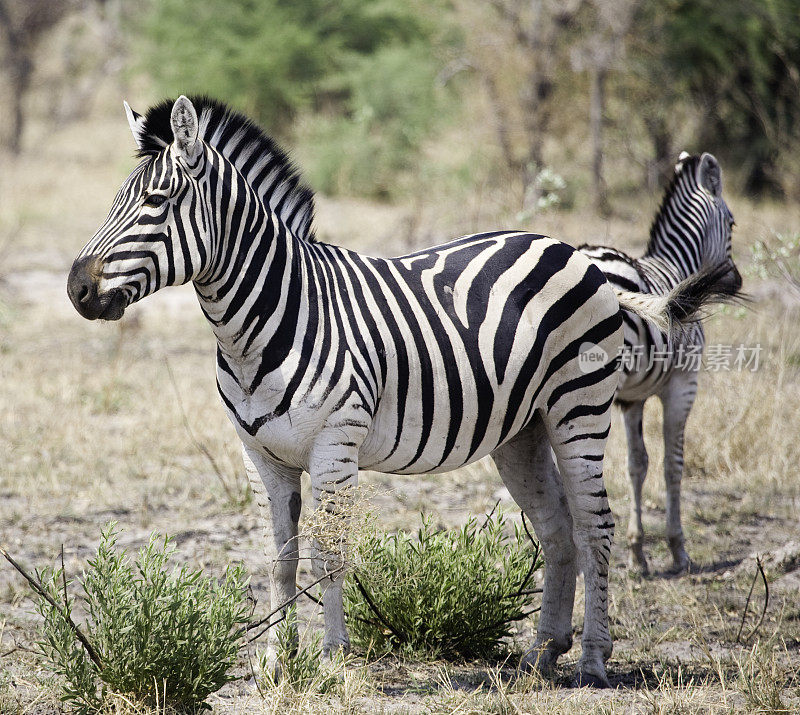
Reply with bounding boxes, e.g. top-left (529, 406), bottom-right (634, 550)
top-left (2, 106), bottom-right (800, 713)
